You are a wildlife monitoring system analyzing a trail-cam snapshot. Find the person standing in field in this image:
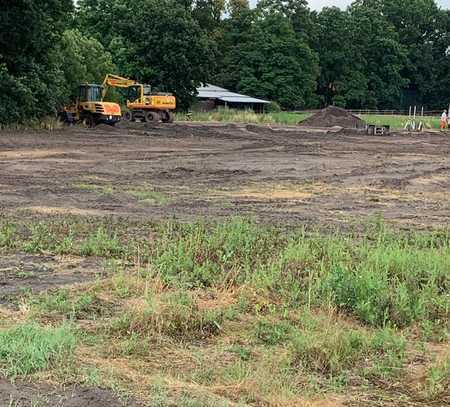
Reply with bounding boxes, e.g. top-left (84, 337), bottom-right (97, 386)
top-left (440, 110), bottom-right (448, 130)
